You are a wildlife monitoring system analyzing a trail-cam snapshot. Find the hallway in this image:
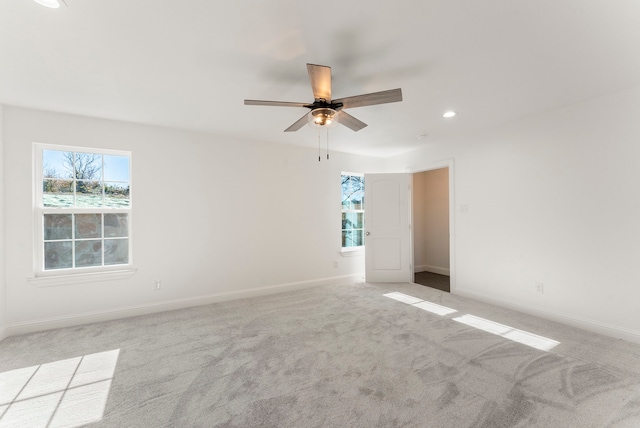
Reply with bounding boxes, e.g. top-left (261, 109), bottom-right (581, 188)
top-left (413, 271), bottom-right (450, 292)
